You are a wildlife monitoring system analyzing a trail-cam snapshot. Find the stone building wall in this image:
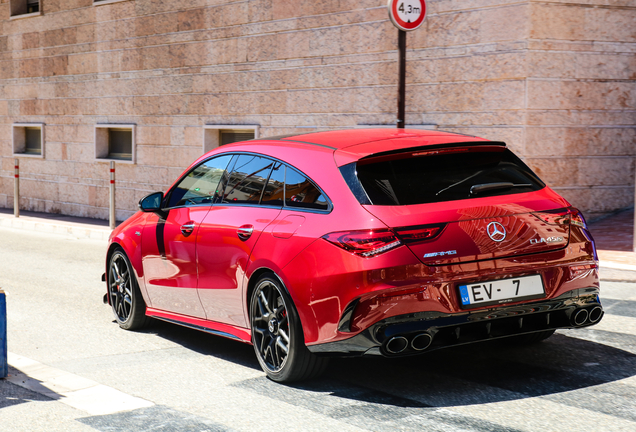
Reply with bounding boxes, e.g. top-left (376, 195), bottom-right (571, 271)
top-left (0, 0), bottom-right (634, 222)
